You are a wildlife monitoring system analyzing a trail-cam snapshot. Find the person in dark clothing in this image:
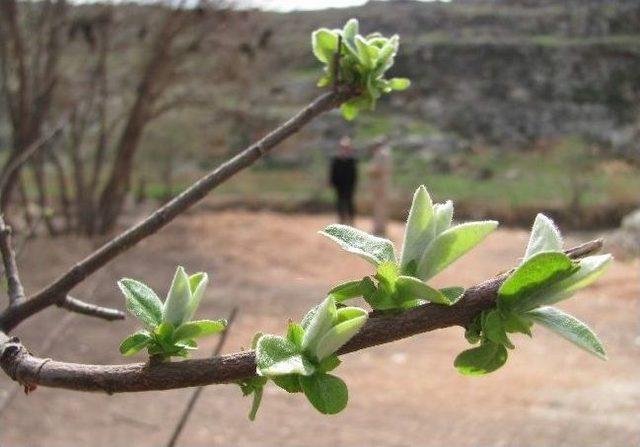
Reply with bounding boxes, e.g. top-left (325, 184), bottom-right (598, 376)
top-left (329, 136), bottom-right (358, 225)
